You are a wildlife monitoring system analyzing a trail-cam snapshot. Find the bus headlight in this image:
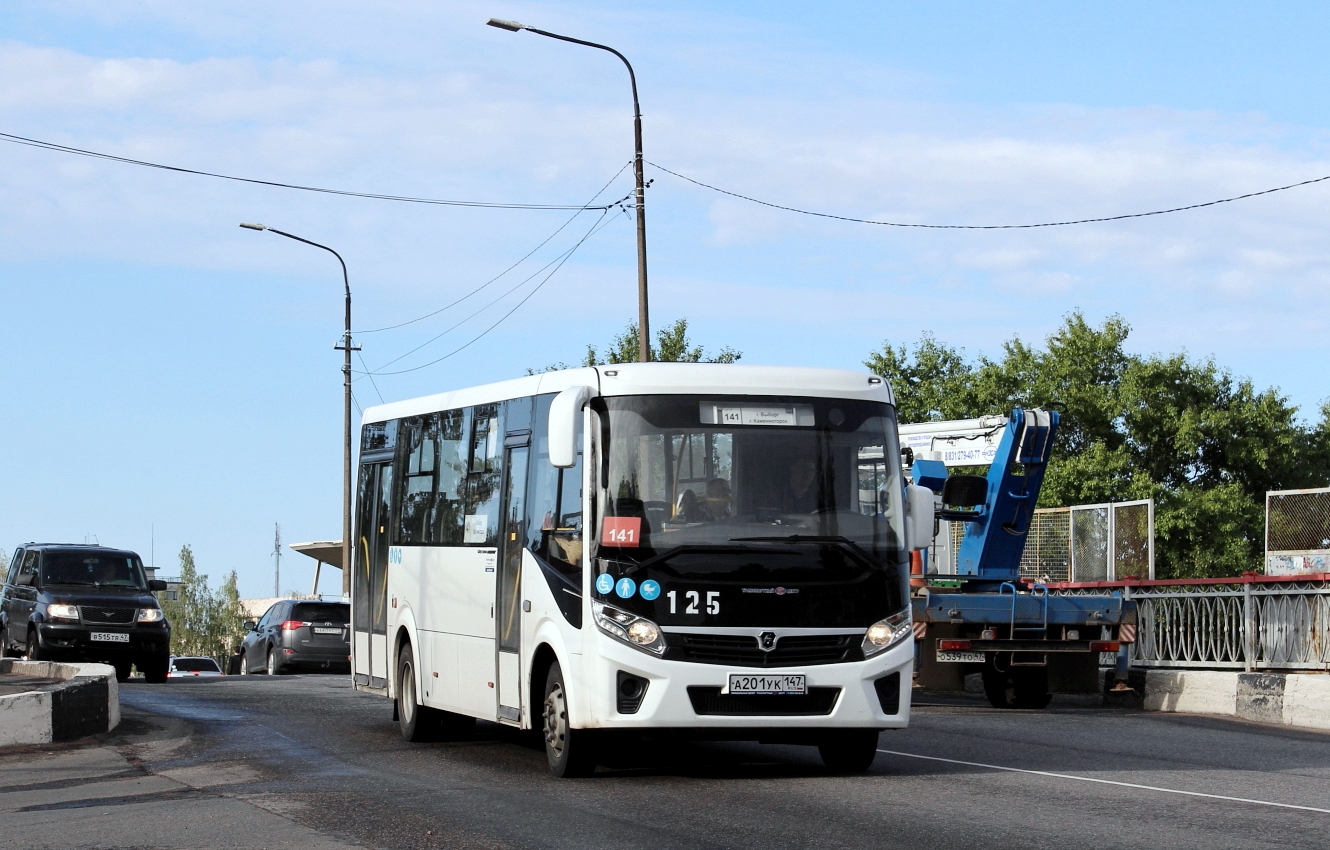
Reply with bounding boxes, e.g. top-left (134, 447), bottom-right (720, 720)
top-left (137, 608), bottom-right (165, 623)
top-left (593, 601), bottom-right (667, 656)
top-left (862, 609), bottom-right (912, 658)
